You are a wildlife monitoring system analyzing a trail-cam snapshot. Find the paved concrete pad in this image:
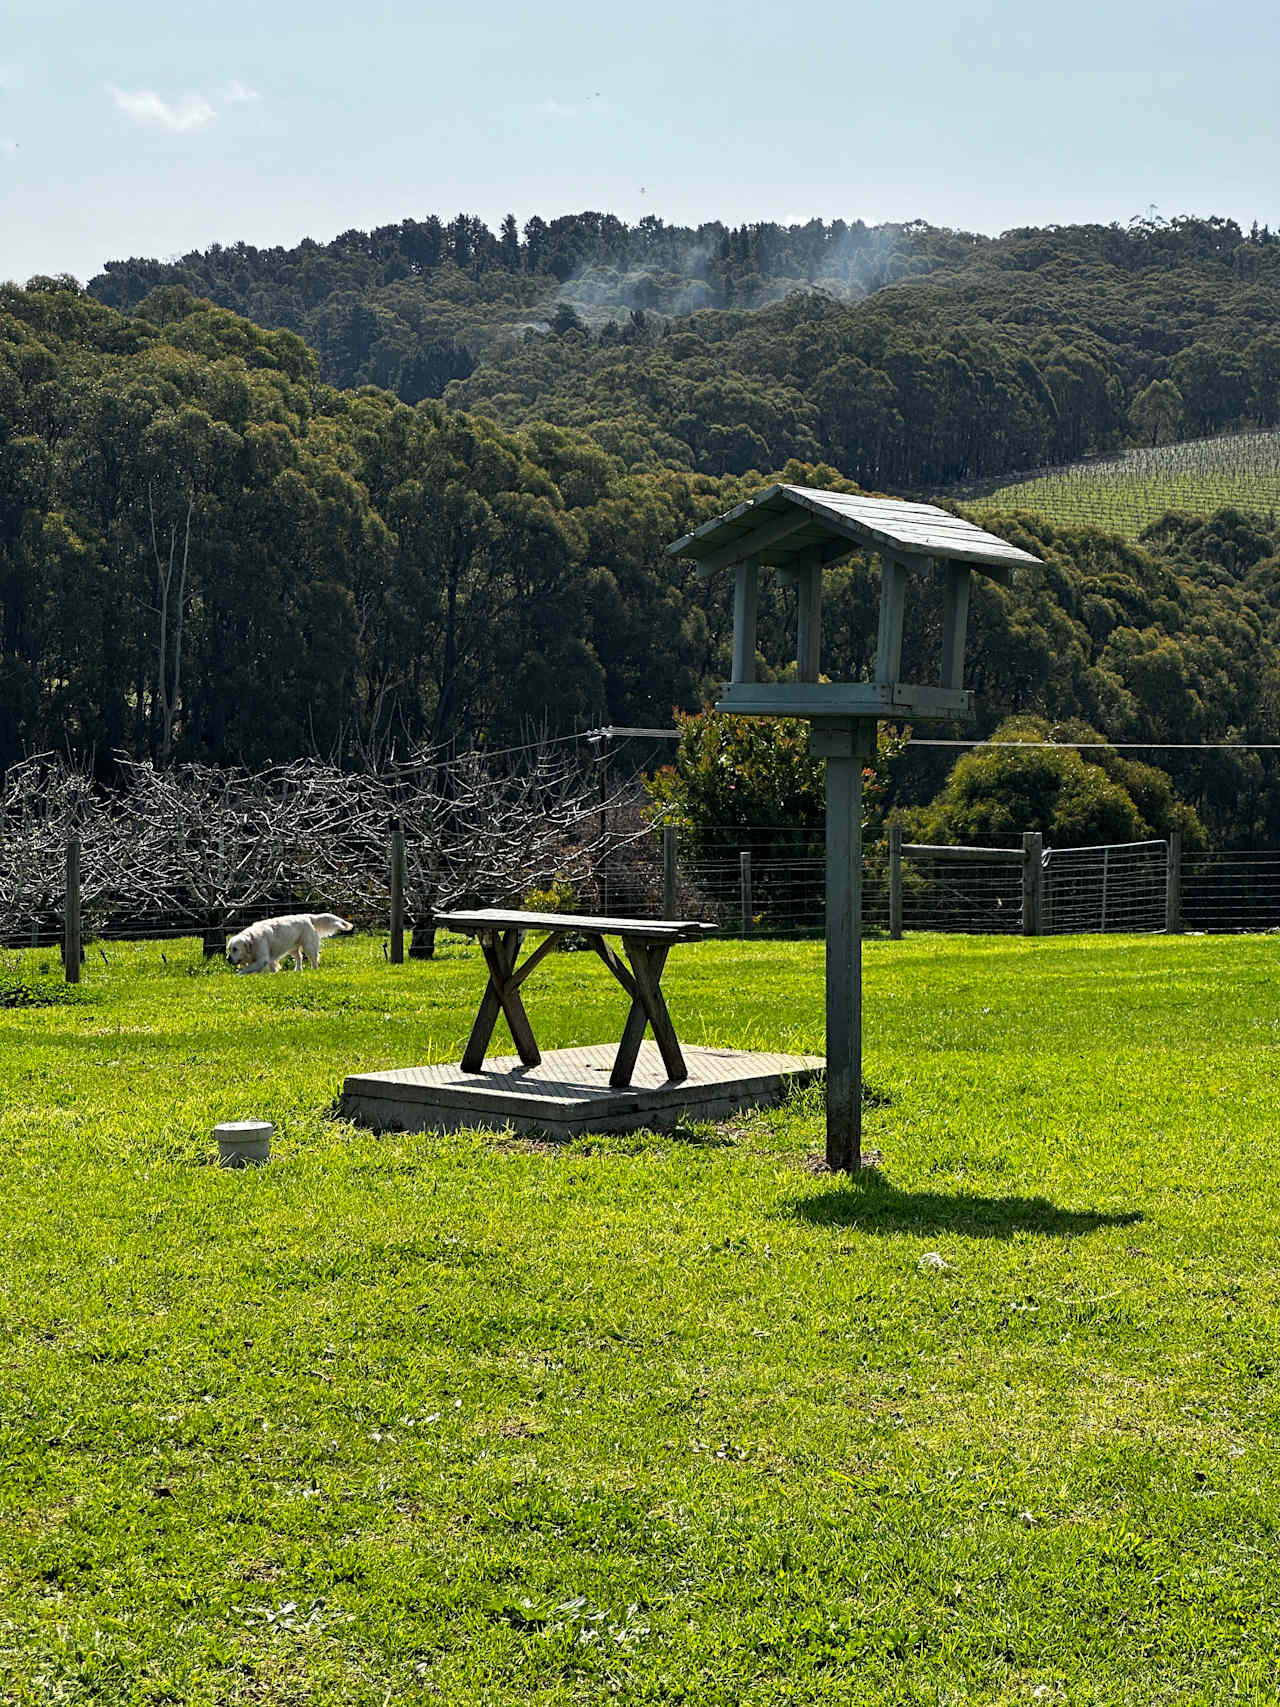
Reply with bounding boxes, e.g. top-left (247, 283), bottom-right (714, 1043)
top-left (341, 1041), bottom-right (824, 1139)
